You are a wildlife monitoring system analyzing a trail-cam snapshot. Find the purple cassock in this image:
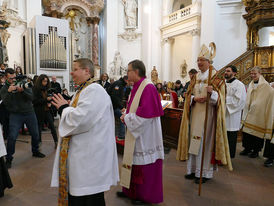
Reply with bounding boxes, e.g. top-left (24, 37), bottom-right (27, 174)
top-left (123, 77), bottom-right (164, 204)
